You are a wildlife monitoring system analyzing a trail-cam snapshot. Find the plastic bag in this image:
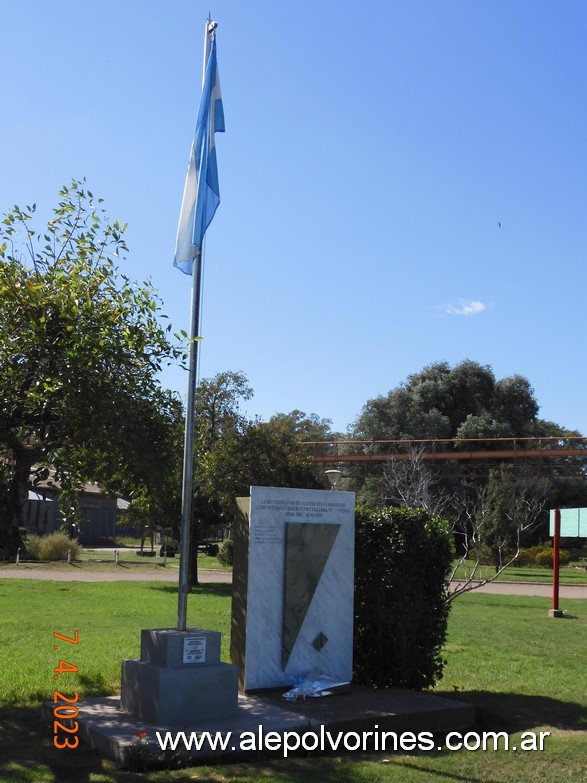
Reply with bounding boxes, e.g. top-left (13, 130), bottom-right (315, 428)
top-left (282, 670), bottom-right (349, 700)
